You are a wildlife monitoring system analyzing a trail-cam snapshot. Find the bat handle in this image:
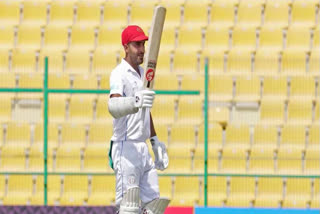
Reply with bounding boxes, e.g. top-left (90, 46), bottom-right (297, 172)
top-left (139, 107), bottom-right (146, 137)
